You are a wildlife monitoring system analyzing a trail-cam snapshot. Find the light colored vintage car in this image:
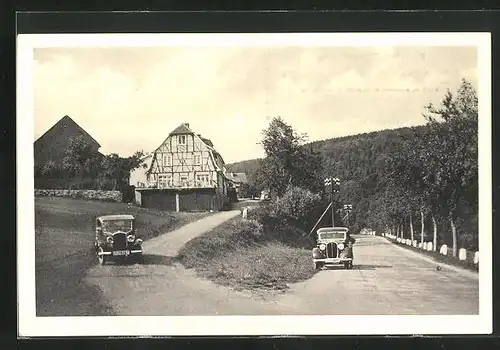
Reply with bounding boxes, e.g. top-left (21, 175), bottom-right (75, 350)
top-left (94, 214), bottom-right (143, 265)
top-left (312, 227), bottom-right (355, 270)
